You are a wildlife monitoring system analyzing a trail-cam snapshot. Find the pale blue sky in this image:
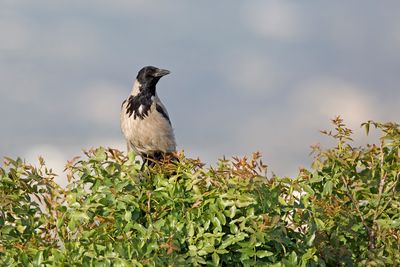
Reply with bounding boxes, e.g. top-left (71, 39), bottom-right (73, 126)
top-left (1, 1), bottom-right (399, 185)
